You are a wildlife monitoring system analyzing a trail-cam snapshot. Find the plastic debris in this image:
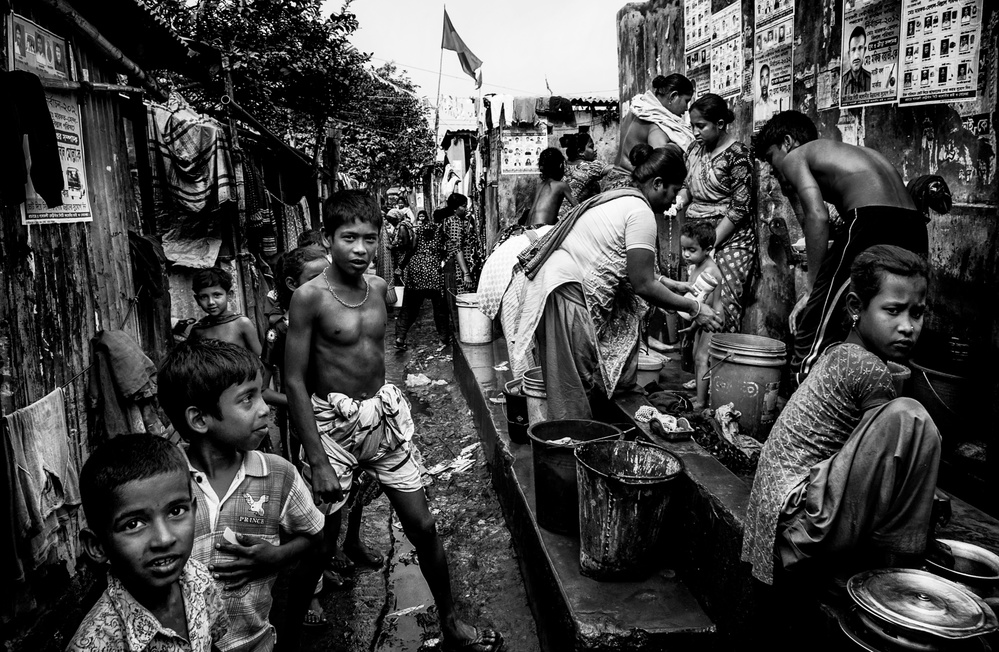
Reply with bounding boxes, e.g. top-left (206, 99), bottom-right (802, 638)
top-left (713, 403), bottom-right (763, 456)
top-left (406, 373), bottom-right (432, 387)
